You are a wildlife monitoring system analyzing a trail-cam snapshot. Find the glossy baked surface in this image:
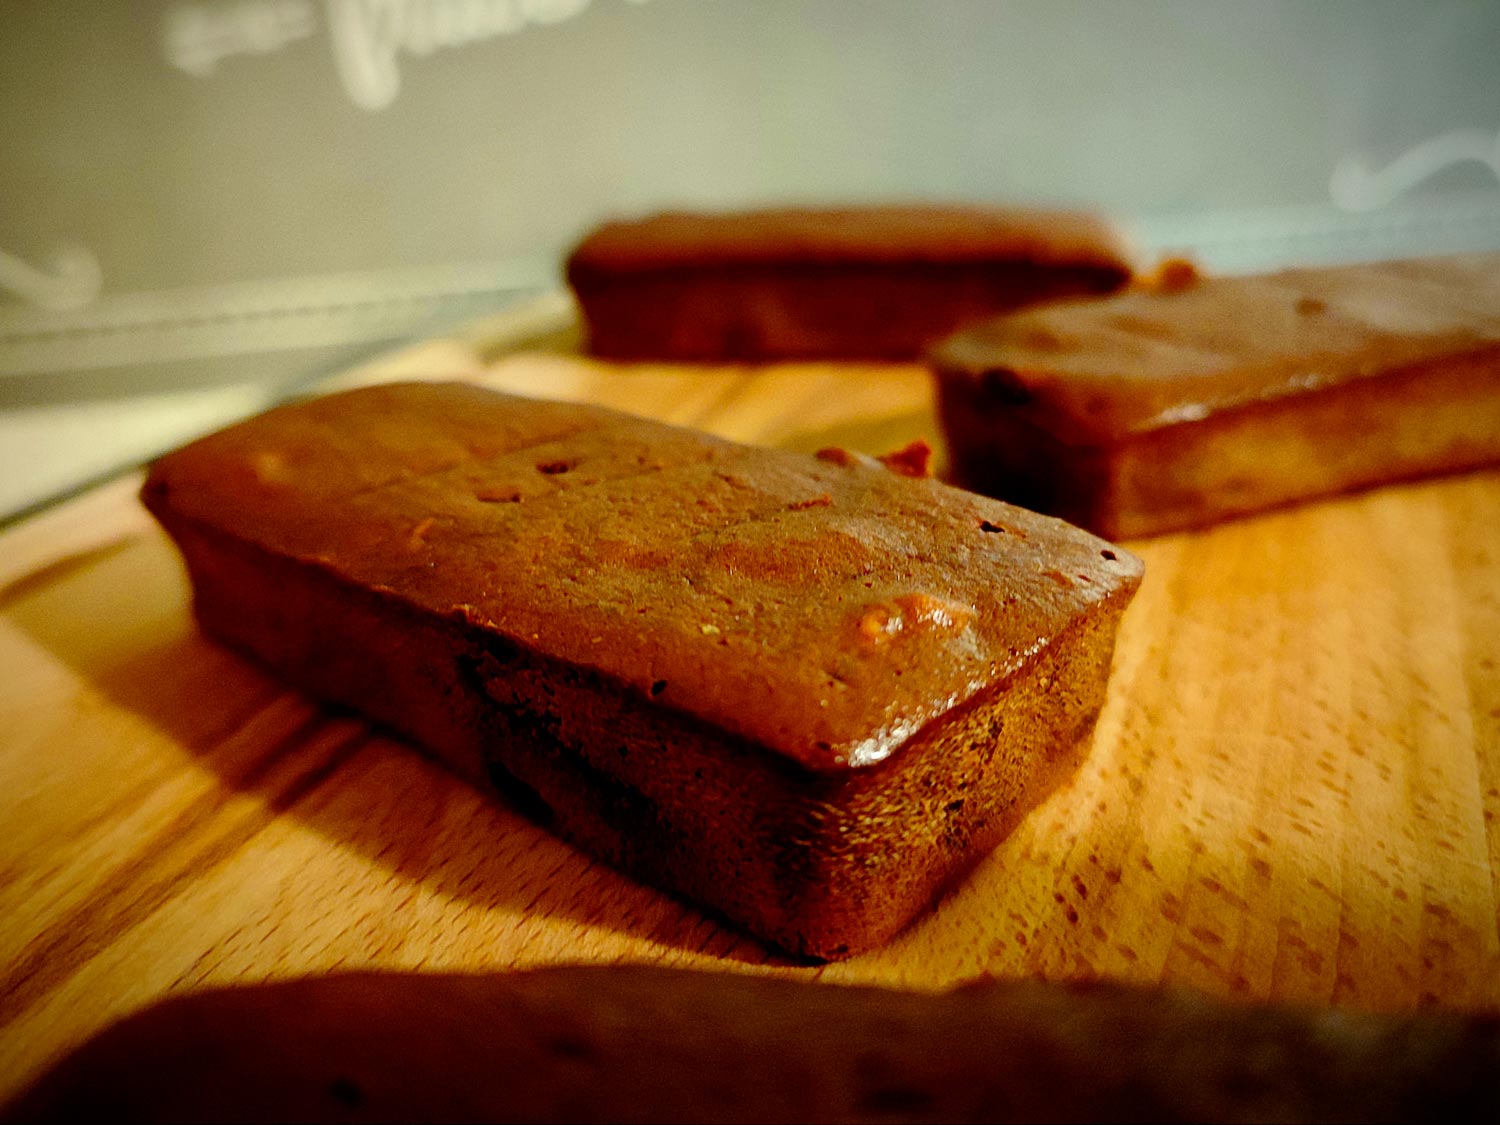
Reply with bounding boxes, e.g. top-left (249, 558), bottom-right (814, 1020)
top-left (144, 382), bottom-right (1141, 771)
top-left (933, 252), bottom-right (1500, 444)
